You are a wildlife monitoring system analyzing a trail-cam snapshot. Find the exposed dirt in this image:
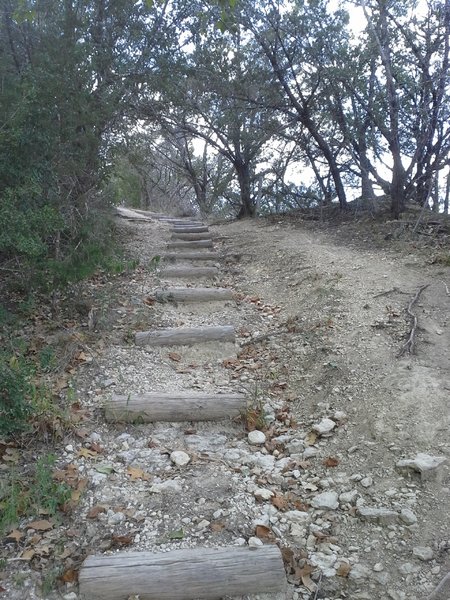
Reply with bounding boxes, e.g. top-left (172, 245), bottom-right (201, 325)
top-left (1, 212), bottom-right (449, 600)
